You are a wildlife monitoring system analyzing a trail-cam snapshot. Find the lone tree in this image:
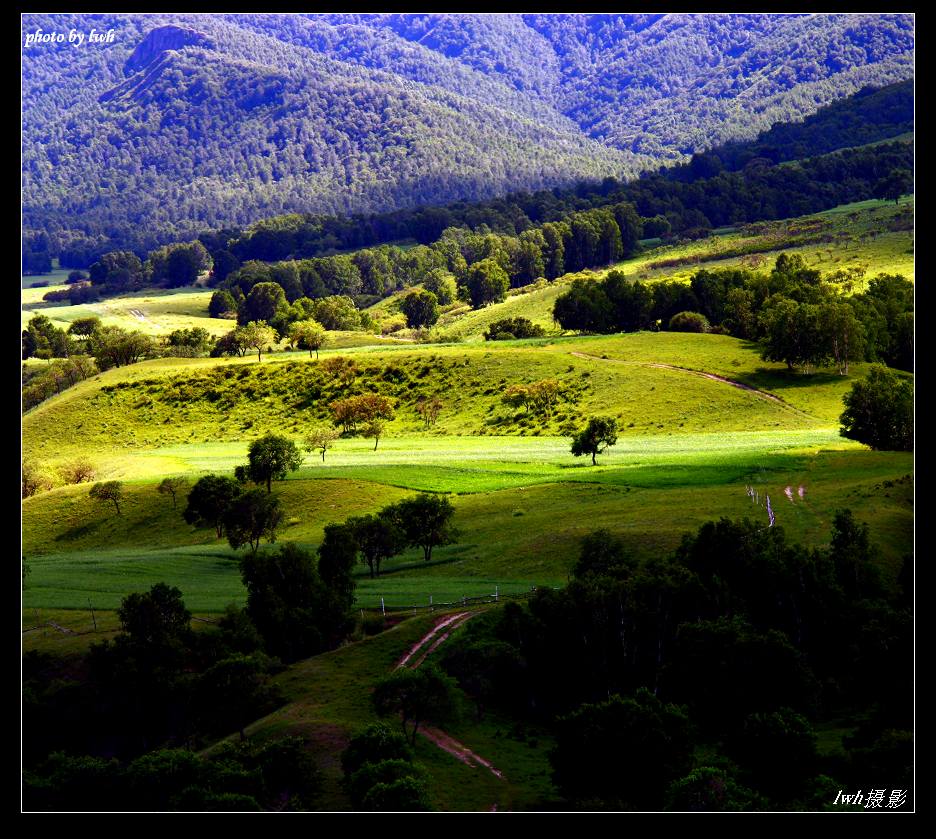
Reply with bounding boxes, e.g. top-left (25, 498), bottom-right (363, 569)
top-left (873, 168), bottom-right (912, 205)
top-left (289, 319), bottom-right (327, 358)
top-left (372, 665), bottom-right (458, 746)
top-left (184, 475), bottom-right (241, 538)
top-left (839, 365), bottom-right (913, 451)
top-left (238, 434), bottom-right (303, 493)
top-left (157, 477), bottom-right (188, 508)
top-left (571, 417), bottom-right (618, 465)
top-left (224, 490), bottom-right (283, 556)
top-left (90, 481), bottom-right (123, 515)
top-left (387, 493), bottom-right (458, 563)
top-left (304, 426), bottom-right (341, 462)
